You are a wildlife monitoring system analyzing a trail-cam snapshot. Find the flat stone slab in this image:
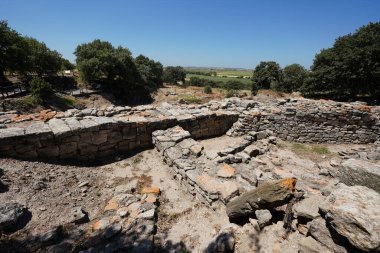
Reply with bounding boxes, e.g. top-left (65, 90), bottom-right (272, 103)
top-left (334, 158), bottom-right (380, 193)
top-left (319, 183), bottom-right (380, 251)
